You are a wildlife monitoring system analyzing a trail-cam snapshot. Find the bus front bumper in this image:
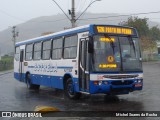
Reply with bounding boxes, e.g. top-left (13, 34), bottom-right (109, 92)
top-left (89, 80), bottom-right (143, 95)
